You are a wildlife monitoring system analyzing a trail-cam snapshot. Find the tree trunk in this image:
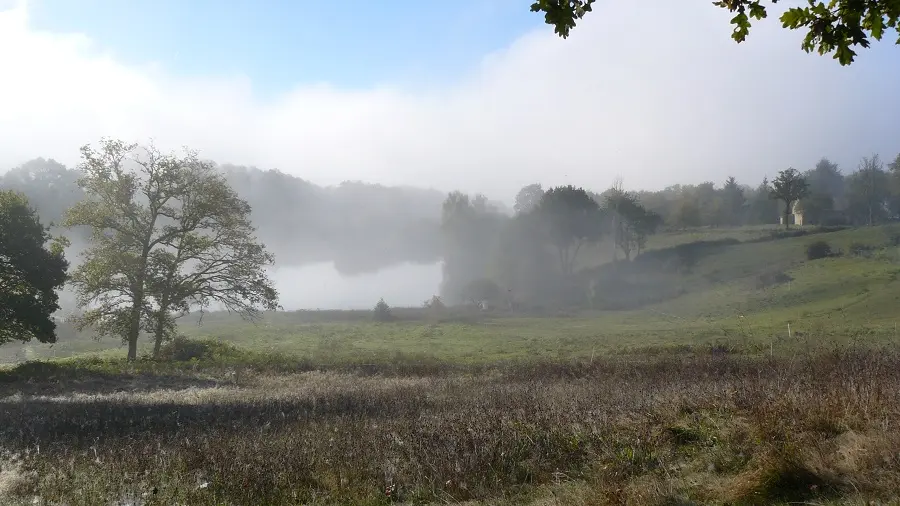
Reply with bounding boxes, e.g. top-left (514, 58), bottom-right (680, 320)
top-left (151, 290), bottom-right (174, 359)
top-left (783, 202), bottom-right (791, 230)
top-left (152, 311), bottom-right (167, 360)
top-left (126, 297), bottom-right (142, 361)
